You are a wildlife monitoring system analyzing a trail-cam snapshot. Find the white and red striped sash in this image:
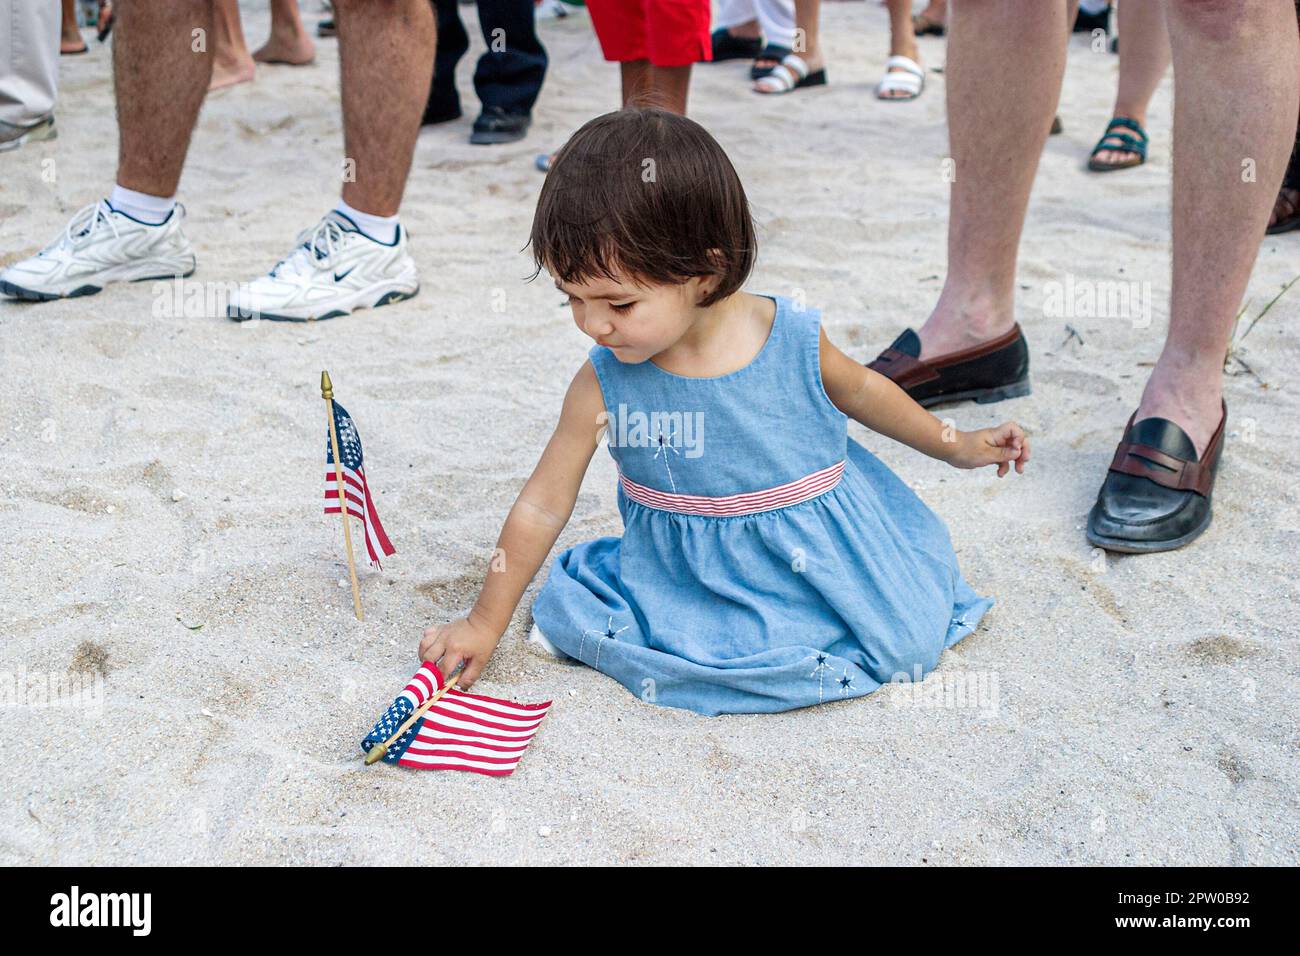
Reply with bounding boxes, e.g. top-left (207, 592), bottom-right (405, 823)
top-left (619, 460), bottom-right (845, 517)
